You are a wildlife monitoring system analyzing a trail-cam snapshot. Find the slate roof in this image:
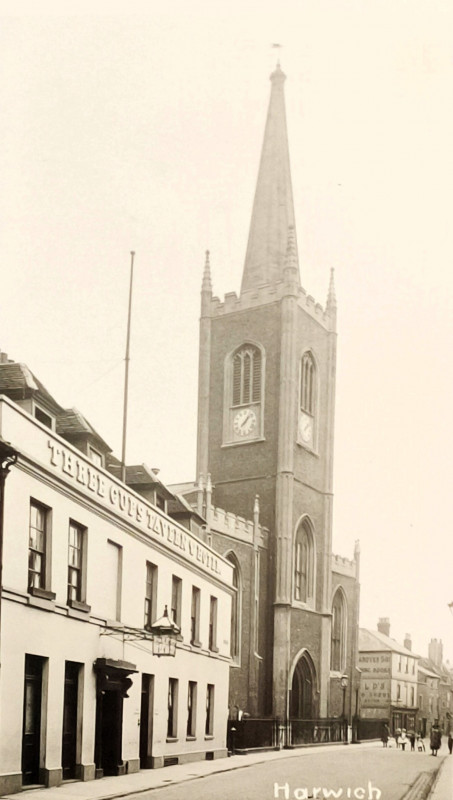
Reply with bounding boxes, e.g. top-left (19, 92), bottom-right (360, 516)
top-left (359, 628), bottom-right (420, 658)
top-left (0, 362), bottom-right (63, 412)
top-left (56, 408), bottom-right (111, 451)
